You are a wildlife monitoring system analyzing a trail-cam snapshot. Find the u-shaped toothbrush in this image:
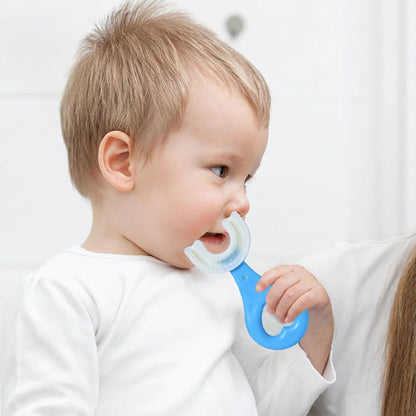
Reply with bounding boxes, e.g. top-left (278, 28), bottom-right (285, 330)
top-left (184, 211), bottom-right (309, 350)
